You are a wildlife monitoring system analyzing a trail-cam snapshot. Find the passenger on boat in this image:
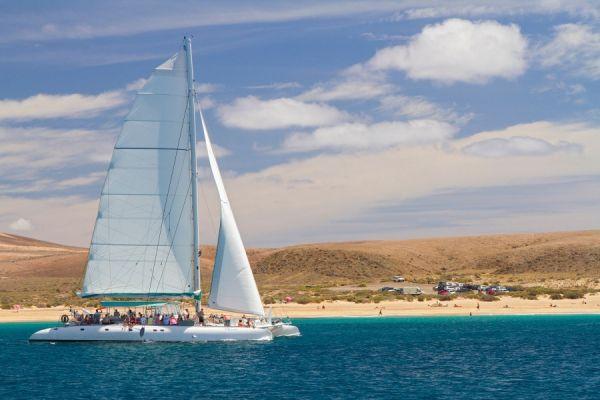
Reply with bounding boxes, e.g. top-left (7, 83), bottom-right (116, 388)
top-left (184, 309), bottom-right (190, 320)
top-left (237, 319), bottom-right (244, 327)
top-left (198, 308), bottom-right (205, 326)
top-left (148, 315), bottom-right (154, 325)
top-left (169, 314), bottom-right (177, 325)
top-left (140, 314), bottom-right (147, 325)
top-left (224, 314), bottom-right (231, 327)
top-left (163, 314), bottom-right (171, 326)
top-left (113, 309), bottom-right (120, 318)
